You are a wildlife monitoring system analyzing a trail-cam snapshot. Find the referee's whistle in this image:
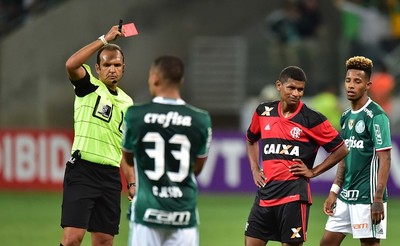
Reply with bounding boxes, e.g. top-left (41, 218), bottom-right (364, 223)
top-left (118, 19), bottom-right (123, 33)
